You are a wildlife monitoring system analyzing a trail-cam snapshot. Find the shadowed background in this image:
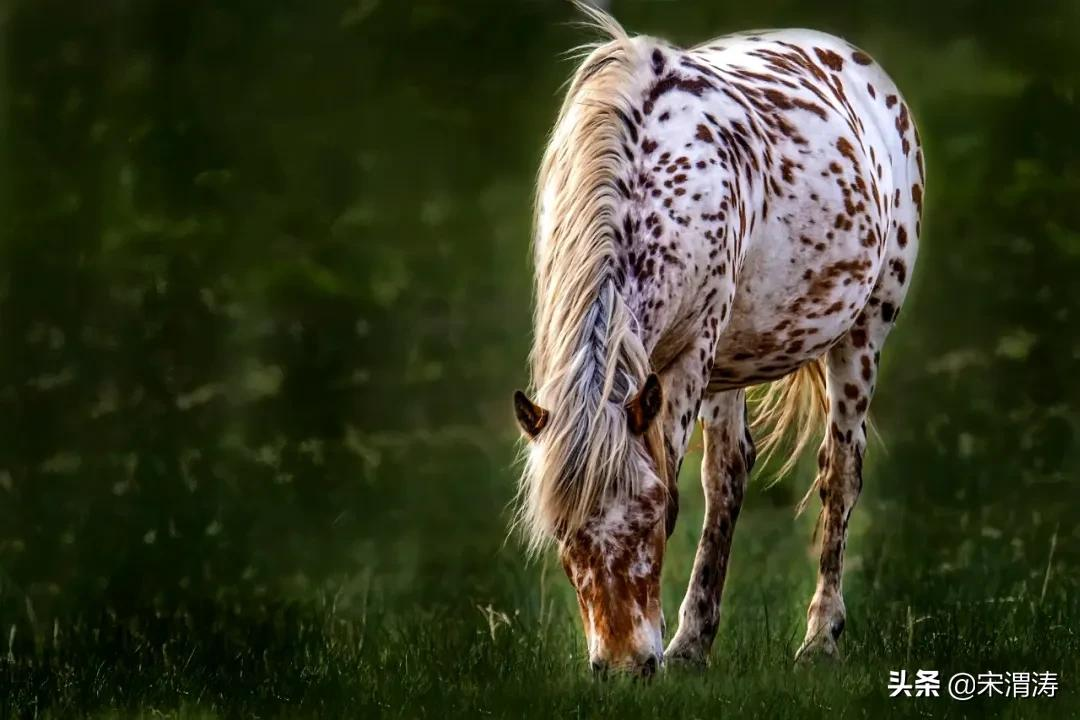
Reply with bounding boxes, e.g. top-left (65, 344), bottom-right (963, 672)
top-left (0, 0), bottom-right (1078, 717)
